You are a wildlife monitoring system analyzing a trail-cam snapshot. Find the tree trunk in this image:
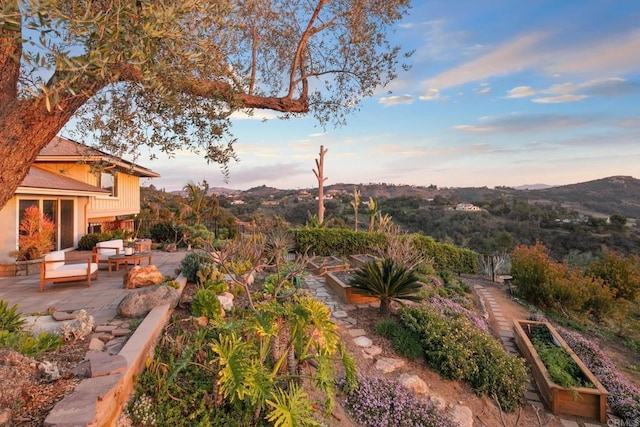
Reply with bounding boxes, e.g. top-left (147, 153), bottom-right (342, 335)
top-left (313, 145), bottom-right (328, 224)
top-left (0, 99), bottom-right (89, 209)
top-left (379, 298), bottom-right (390, 315)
